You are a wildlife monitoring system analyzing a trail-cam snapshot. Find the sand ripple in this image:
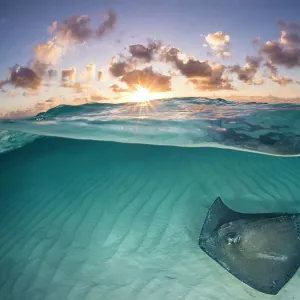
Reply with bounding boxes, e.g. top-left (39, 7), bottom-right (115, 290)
top-left (0, 138), bottom-right (300, 300)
